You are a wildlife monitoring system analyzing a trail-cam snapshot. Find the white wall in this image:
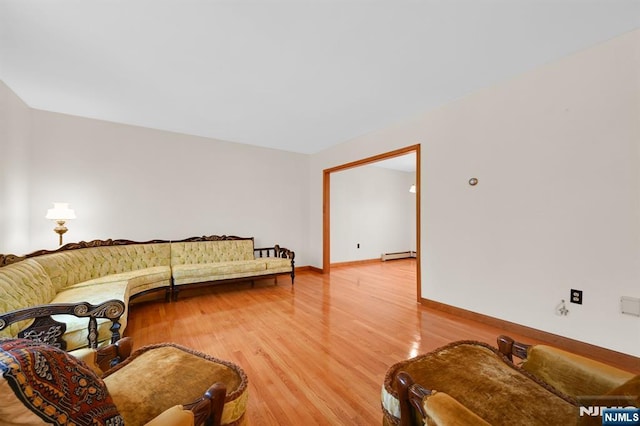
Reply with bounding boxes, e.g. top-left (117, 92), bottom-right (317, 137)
top-left (1, 29), bottom-right (638, 356)
top-left (0, 81), bottom-right (31, 254)
top-left (309, 30), bottom-right (640, 356)
top-left (330, 165), bottom-right (415, 263)
top-left (14, 110), bottom-right (311, 264)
